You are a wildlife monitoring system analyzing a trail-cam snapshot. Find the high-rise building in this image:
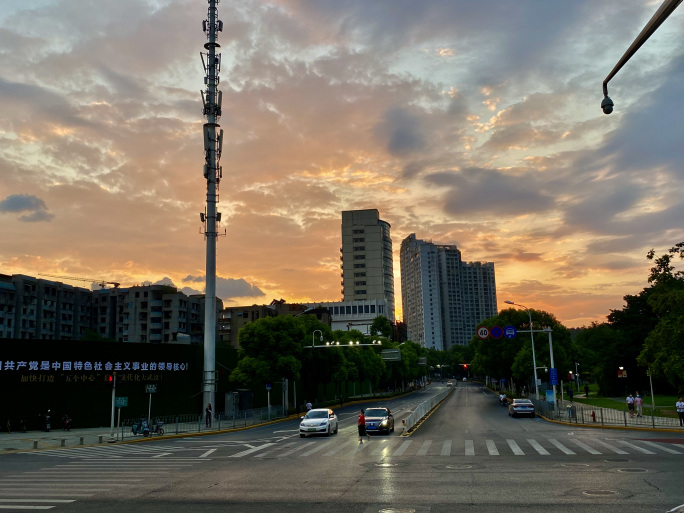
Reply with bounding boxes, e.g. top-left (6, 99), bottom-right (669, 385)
top-left (400, 234), bottom-right (497, 349)
top-left (340, 209), bottom-right (394, 322)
